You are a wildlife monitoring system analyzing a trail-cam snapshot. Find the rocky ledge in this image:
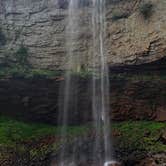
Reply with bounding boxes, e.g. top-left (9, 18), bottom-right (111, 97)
top-left (0, 73), bottom-right (165, 124)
